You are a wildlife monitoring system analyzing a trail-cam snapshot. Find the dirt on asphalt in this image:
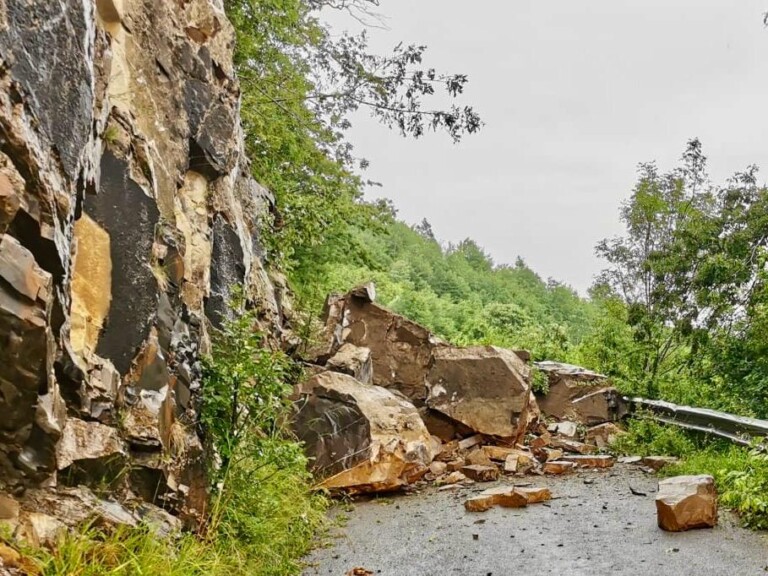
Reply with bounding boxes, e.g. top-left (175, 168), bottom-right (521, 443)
top-left (303, 464), bottom-right (768, 576)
